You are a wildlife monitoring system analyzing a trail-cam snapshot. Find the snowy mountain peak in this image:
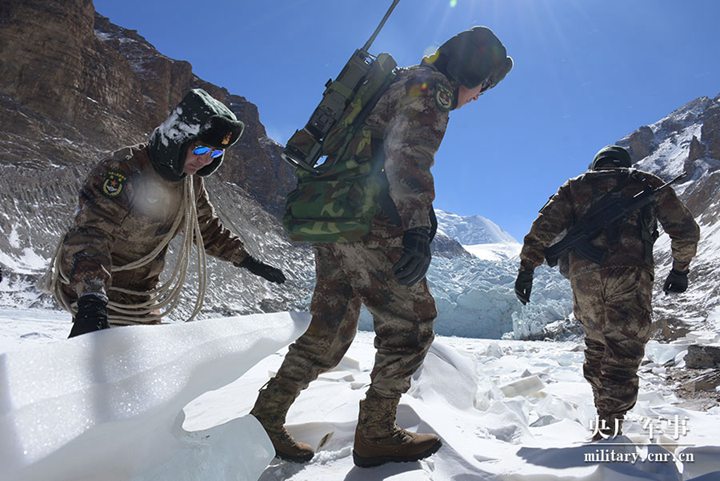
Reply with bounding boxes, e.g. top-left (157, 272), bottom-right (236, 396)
top-left (435, 209), bottom-right (517, 245)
